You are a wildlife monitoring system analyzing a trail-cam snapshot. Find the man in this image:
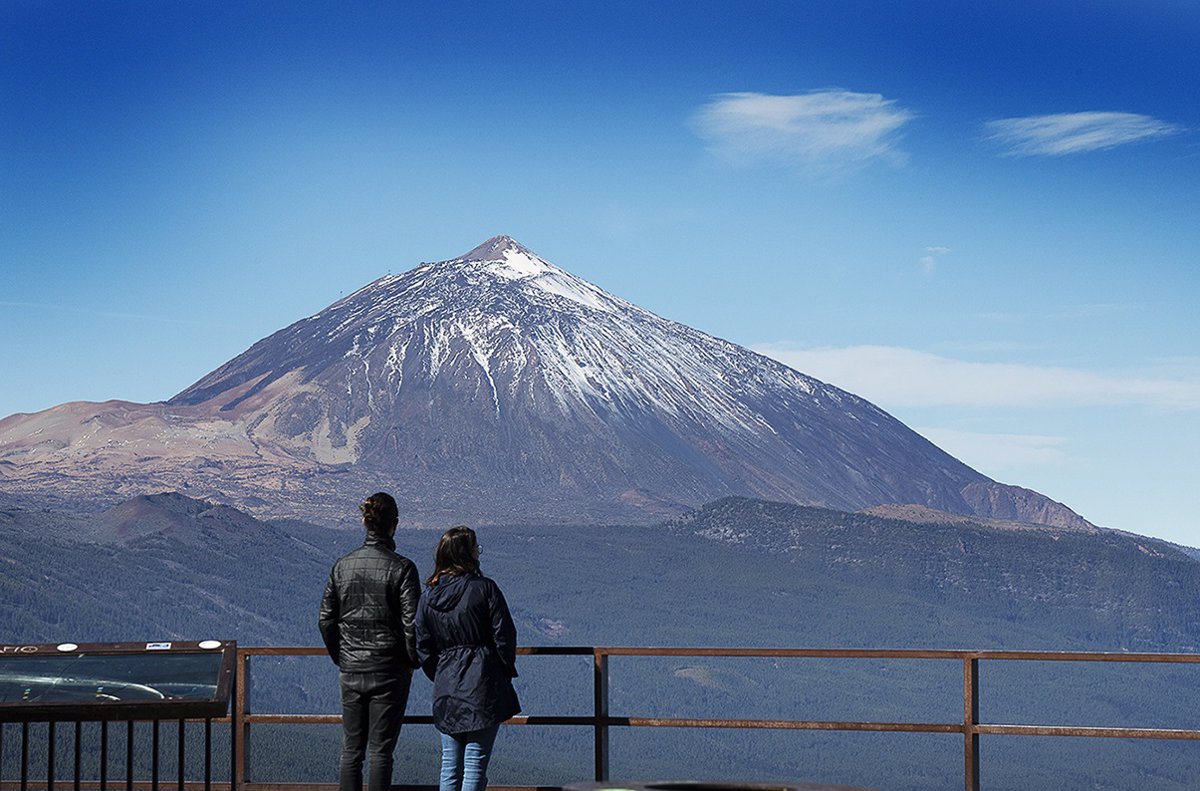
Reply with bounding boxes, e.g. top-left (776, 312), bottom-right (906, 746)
top-left (319, 492), bottom-right (422, 791)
